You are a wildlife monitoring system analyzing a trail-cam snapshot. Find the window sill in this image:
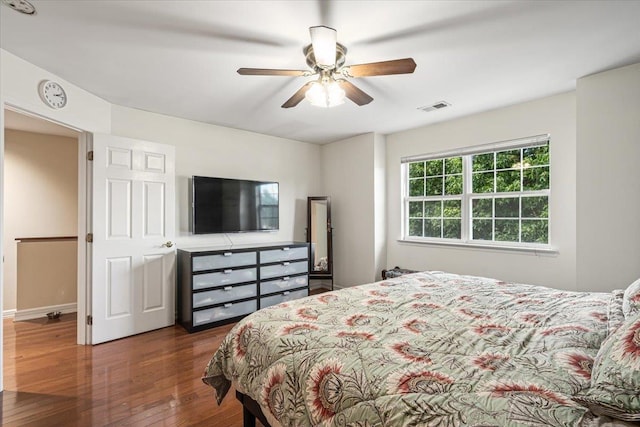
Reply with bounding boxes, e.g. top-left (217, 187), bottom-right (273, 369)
top-left (398, 238), bottom-right (558, 256)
